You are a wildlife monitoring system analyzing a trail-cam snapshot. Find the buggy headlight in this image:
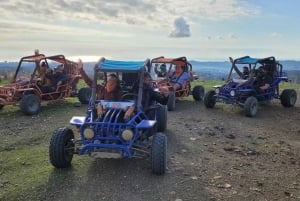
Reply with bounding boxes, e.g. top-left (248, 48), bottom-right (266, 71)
top-left (230, 90), bottom-right (235, 96)
top-left (83, 128), bottom-right (94, 139)
top-left (122, 129), bottom-right (133, 141)
top-left (215, 88), bottom-right (220, 94)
